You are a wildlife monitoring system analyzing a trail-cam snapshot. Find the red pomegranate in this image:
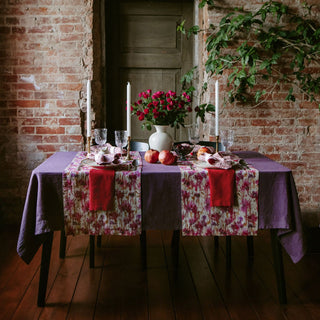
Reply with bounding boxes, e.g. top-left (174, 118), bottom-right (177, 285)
top-left (158, 150), bottom-right (177, 165)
